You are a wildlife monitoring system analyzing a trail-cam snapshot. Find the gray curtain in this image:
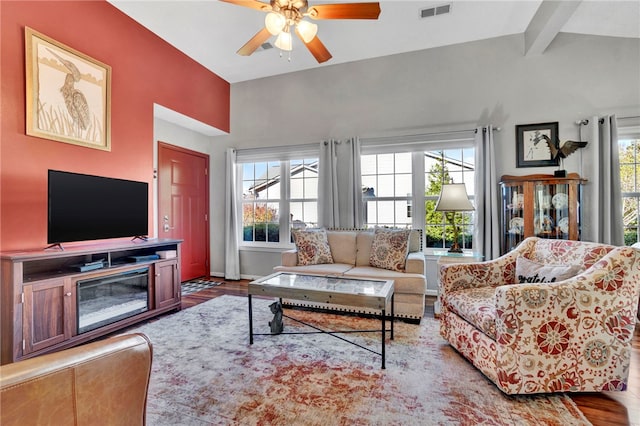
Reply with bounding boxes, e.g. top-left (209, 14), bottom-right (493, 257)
top-left (318, 138), bottom-right (363, 228)
top-left (474, 126), bottom-right (500, 259)
top-left (224, 148), bottom-right (240, 279)
top-left (318, 139), bottom-right (340, 228)
top-left (580, 115), bottom-right (623, 245)
top-left (342, 137), bottom-right (363, 228)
